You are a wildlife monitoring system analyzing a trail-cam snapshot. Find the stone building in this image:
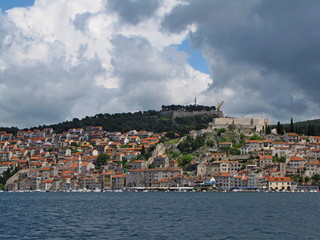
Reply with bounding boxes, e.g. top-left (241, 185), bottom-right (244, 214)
top-left (210, 117), bottom-right (269, 133)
